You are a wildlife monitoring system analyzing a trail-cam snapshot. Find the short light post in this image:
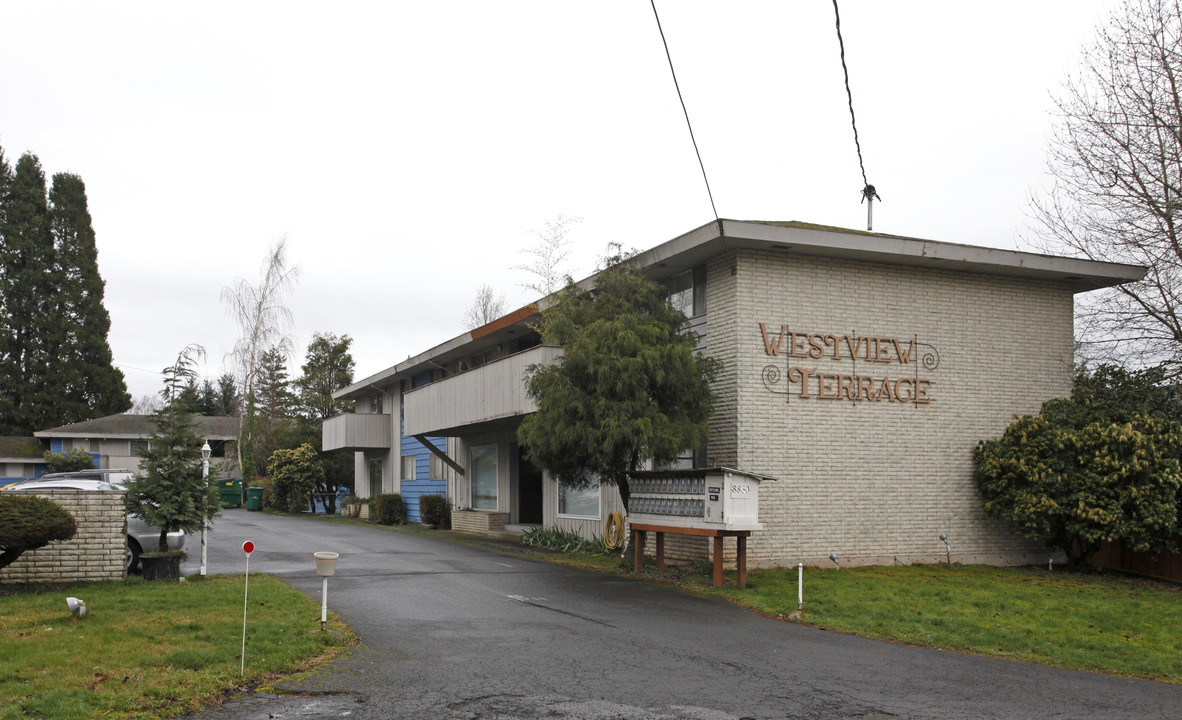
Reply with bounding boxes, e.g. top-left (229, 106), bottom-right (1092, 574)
top-left (200, 441), bottom-right (211, 576)
top-left (314, 552), bottom-right (339, 632)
